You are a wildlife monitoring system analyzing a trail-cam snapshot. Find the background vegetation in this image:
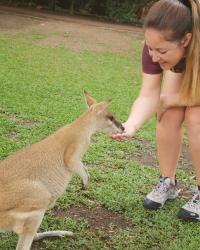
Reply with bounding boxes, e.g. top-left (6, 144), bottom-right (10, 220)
top-left (0, 0), bottom-right (156, 24)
